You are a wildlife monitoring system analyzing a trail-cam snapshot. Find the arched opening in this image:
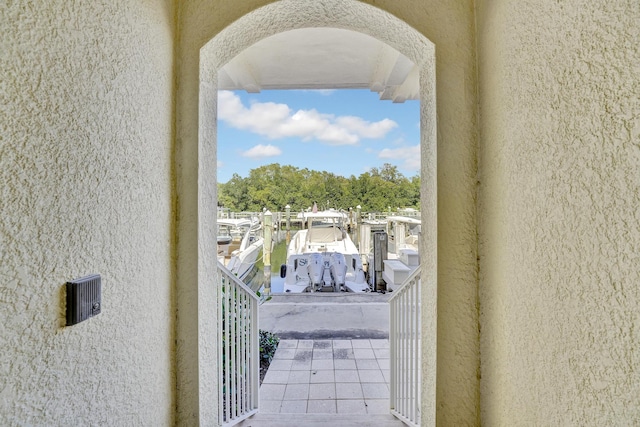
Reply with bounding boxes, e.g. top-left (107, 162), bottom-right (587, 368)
top-left (197, 1), bottom-right (436, 424)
